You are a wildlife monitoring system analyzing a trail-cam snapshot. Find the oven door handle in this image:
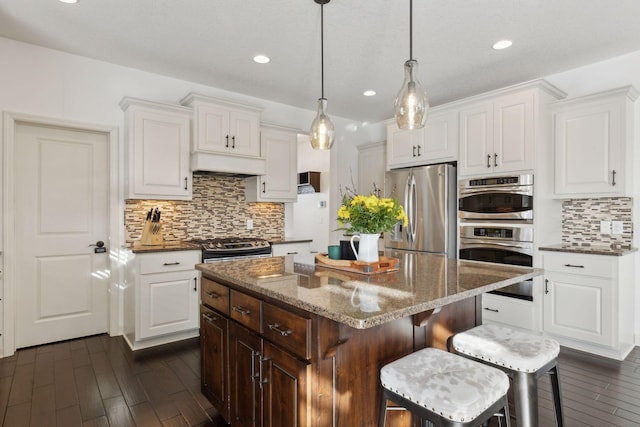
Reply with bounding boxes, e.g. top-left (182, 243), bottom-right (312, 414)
top-left (460, 241), bottom-right (533, 255)
top-left (459, 186), bottom-right (533, 197)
